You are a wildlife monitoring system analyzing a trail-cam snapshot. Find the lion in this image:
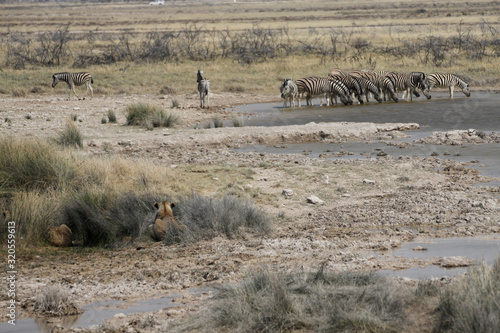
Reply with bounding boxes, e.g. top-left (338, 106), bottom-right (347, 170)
top-left (153, 201), bottom-right (186, 241)
top-left (47, 224), bottom-right (73, 247)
